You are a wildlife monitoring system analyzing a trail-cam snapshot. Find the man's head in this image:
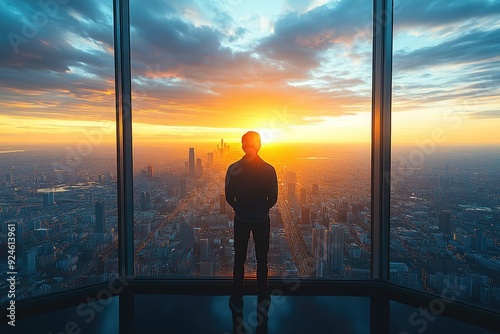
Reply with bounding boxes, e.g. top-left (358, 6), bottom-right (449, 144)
top-left (241, 131), bottom-right (261, 155)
